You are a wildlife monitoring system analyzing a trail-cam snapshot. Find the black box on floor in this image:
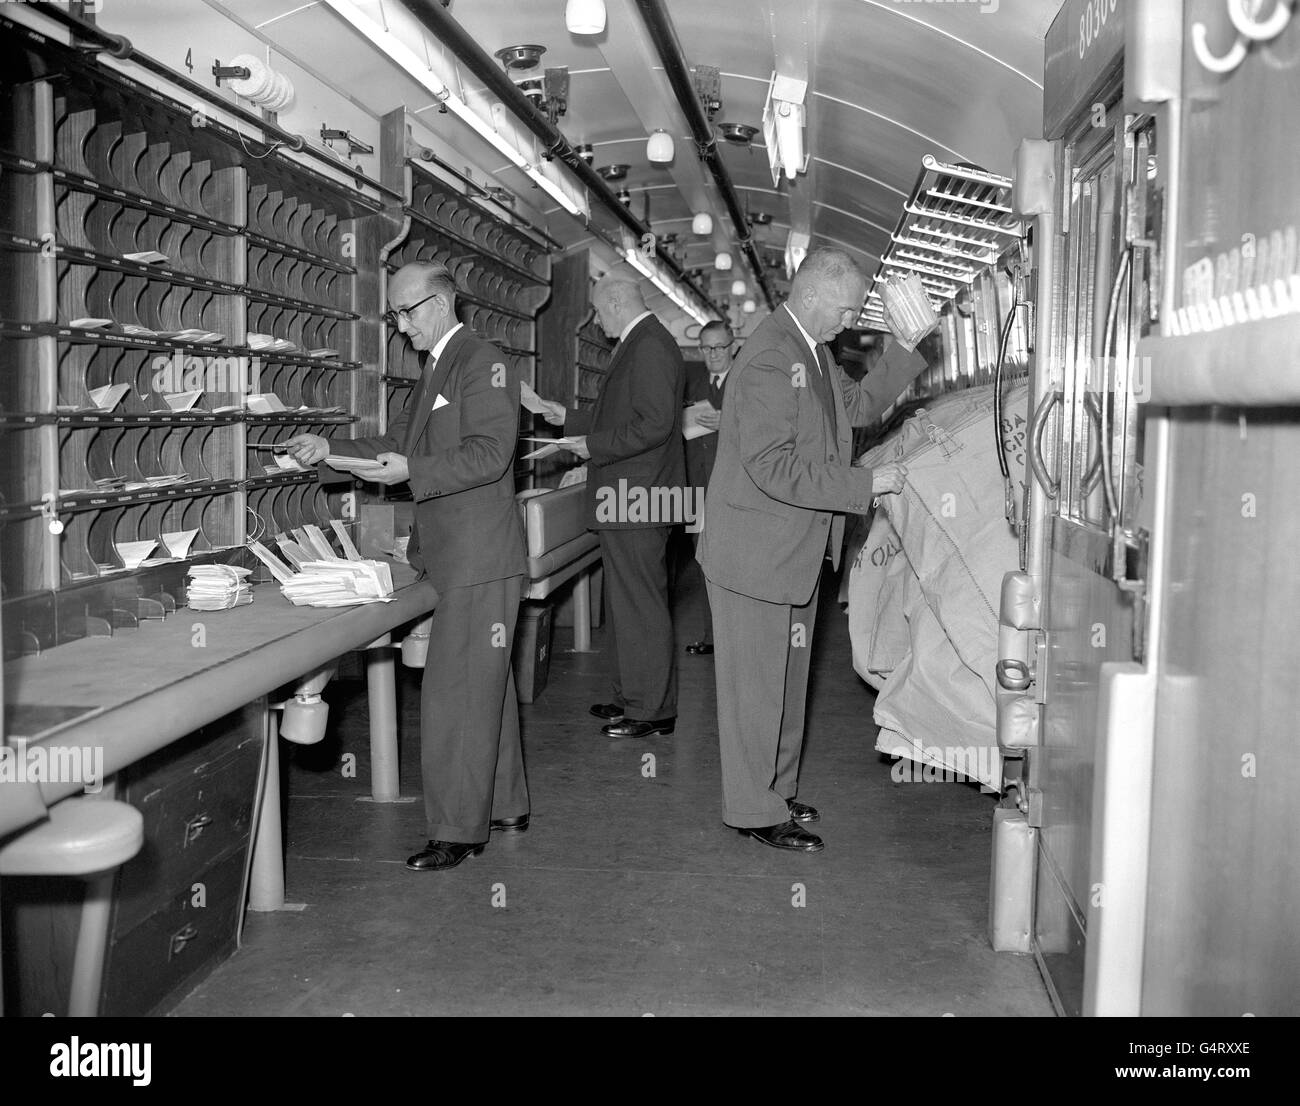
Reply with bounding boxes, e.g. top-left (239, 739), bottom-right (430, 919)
top-left (513, 601), bottom-right (553, 704)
